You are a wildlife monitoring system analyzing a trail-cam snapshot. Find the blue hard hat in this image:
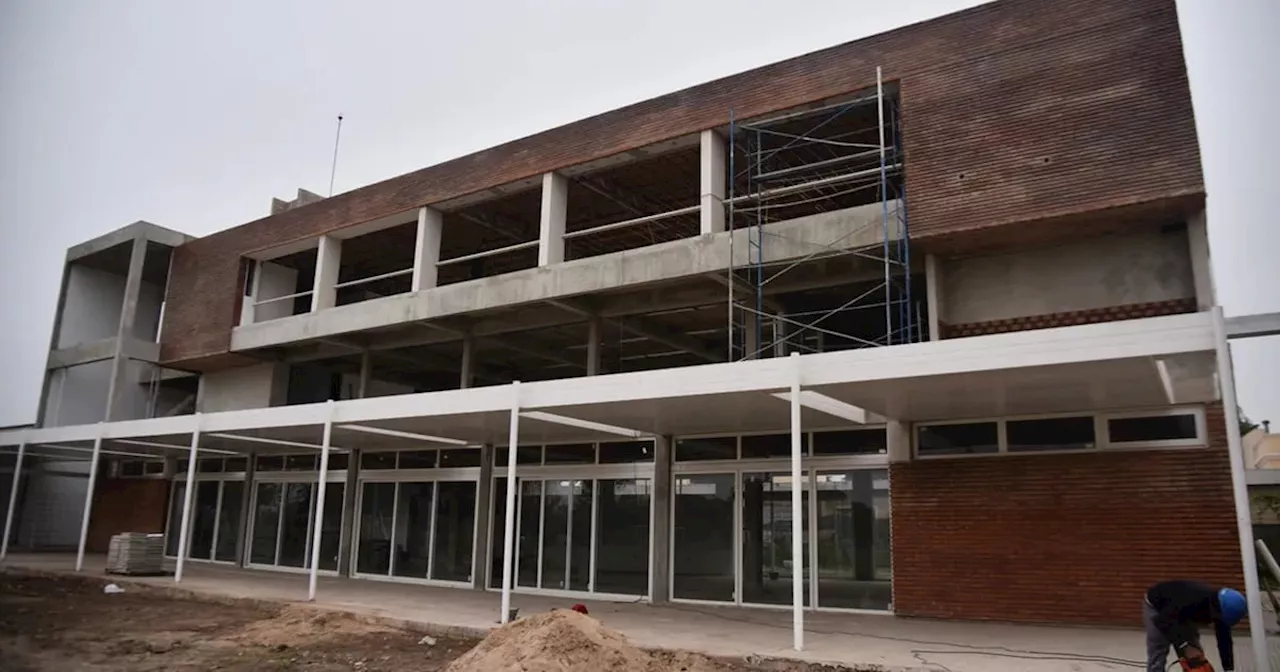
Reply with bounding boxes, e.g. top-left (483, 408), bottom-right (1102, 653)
top-left (1218, 588), bottom-right (1246, 626)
